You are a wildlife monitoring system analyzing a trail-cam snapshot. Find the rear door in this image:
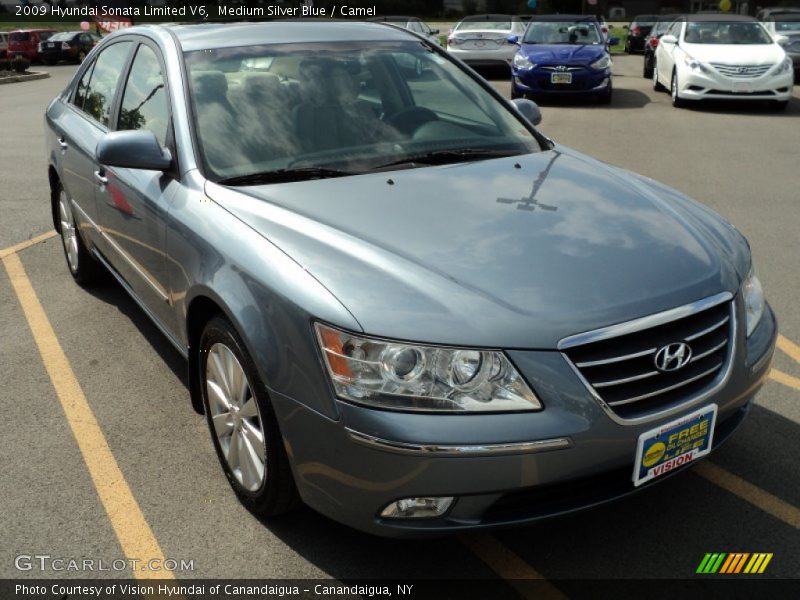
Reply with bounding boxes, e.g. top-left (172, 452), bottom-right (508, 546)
top-left (51, 40), bottom-right (133, 243)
